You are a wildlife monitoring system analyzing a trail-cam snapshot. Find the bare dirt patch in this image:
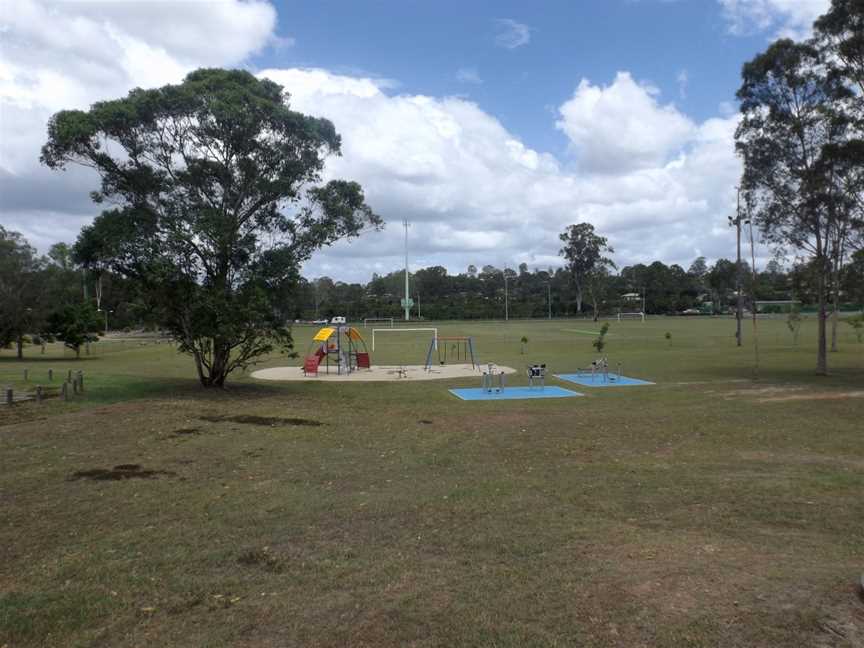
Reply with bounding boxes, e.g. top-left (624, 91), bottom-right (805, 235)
top-left (171, 427), bottom-right (201, 436)
top-left (69, 464), bottom-right (175, 481)
top-left (198, 414), bottom-right (323, 427)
